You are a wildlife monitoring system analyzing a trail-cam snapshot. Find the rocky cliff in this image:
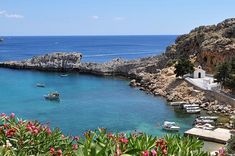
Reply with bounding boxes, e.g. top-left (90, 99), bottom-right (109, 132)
top-left (165, 18), bottom-right (235, 73)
